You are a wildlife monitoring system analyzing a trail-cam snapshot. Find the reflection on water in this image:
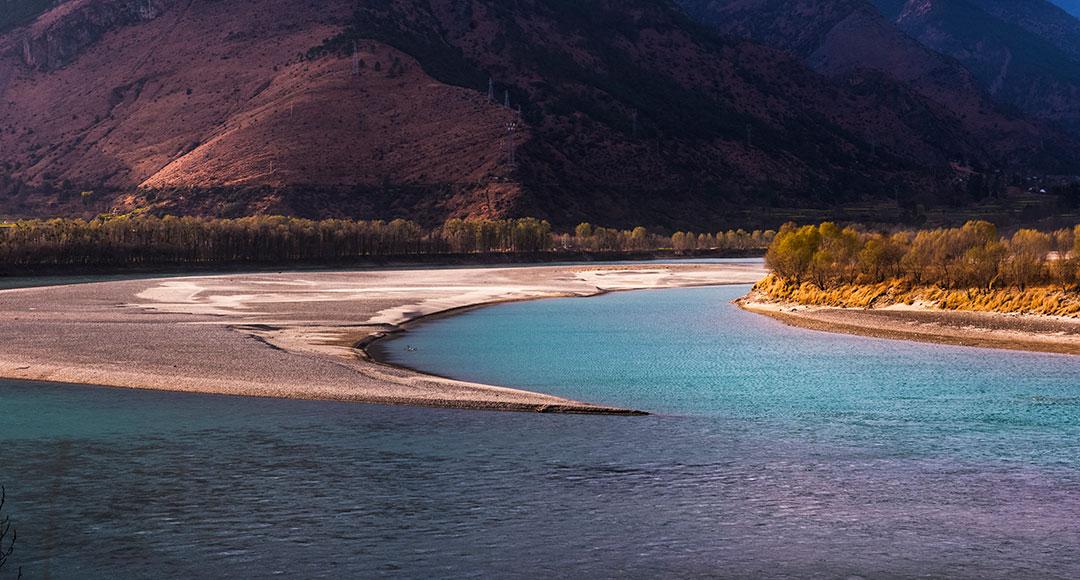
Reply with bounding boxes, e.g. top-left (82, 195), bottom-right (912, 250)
top-left (2, 285), bottom-right (1080, 578)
